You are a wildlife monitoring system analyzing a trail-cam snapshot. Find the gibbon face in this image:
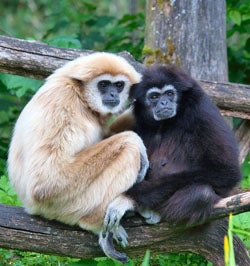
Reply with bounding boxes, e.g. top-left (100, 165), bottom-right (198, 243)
top-left (50, 52), bottom-right (142, 116)
top-left (145, 85), bottom-right (178, 121)
top-left (84, 73), bottom-right (132, 115)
